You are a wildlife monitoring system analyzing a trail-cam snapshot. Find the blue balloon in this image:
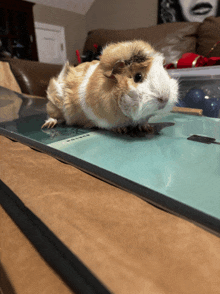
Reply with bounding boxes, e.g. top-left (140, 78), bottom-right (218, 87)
top-left (203, 98), bottom-right (220, 118)
top-left (176, 100), bottom-right (188, 108)
top-left (183, 89), bottom-right (205, 108)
